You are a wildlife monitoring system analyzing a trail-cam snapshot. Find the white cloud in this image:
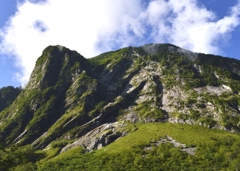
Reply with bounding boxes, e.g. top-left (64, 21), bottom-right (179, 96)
top-left (0, 0), bottom-right (240, 86)
top-left (143, 0), bottom-right (240, 54)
